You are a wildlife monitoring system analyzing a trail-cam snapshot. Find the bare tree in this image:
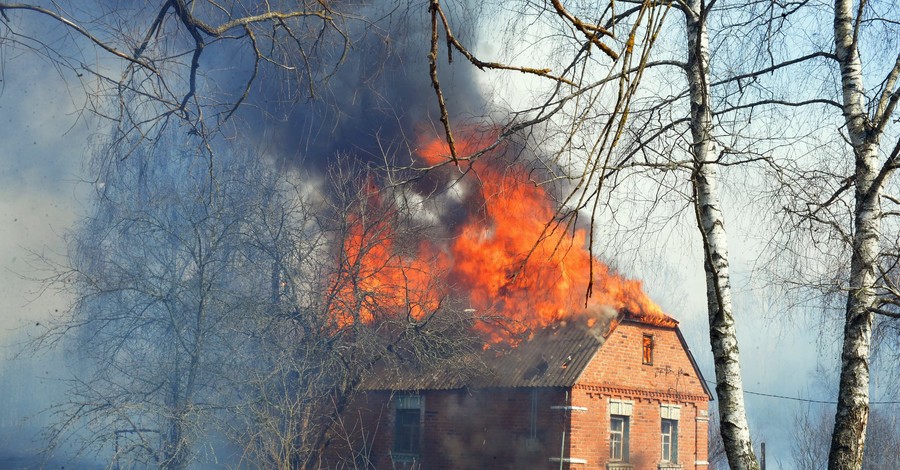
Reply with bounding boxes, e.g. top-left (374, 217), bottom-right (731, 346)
top-left (492, 1), bottom-right (900, 468)
top-left (13, 1), bottom-right (900, 468)
top-left (748, 2), bottom-right (900, 468)
top-left (0, 0), bottom-right (356, 155)
top-left (35, 132), bottom-right (284, 468)
top-left (793, 404), bottom-right (834, 470)
top-left (34, 131), bottom-right (485, 469)
top-left (825, 2), bottom-right (900, 467)
top-left (229, 162), bottom-right (484, 469)
top-left (793, 402), bottom-right (900, 470)
top-left (423, 1), bottom-right (763, 466)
